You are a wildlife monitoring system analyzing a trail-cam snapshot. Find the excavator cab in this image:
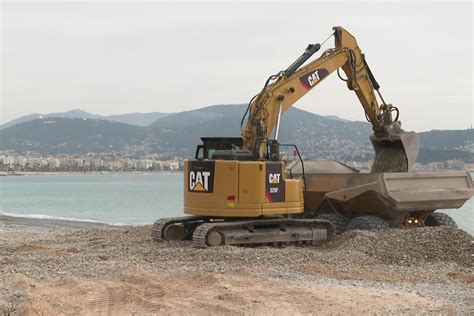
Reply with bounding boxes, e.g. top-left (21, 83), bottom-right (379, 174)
top-left (194, 137), bottom-right (253, 161)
